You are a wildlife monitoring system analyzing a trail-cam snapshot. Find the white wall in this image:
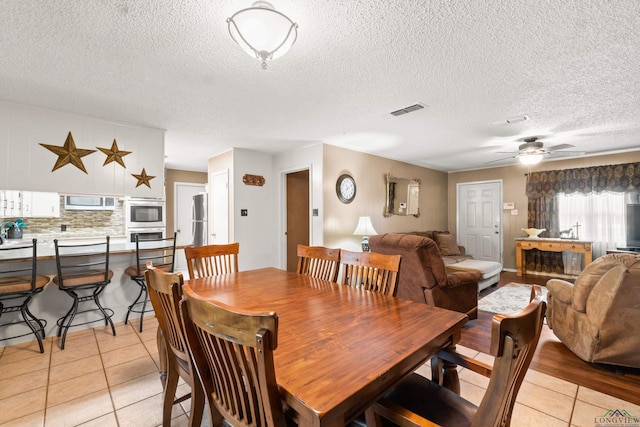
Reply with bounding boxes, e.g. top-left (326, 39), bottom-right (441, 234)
top-left (232, 149), bottom-right (278, 270)
top-left (0, 101), bottom-right (165, 197)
